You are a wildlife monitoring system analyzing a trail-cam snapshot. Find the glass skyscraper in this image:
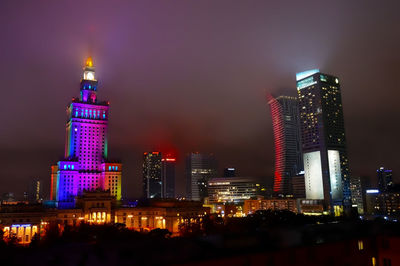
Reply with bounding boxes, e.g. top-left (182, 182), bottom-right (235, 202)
top-left (143, 152), bottom-right (162, 199)
top-left (297, 69), bottom-right (350, 215)
top-left (268, 95), bottom-right (303, 195)
top-left (162, 156), bottom-right (176, 199)
top-left (50, 58), bottom-right (122, 208)
top-left (186, 153), bottom-right (217, 201)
